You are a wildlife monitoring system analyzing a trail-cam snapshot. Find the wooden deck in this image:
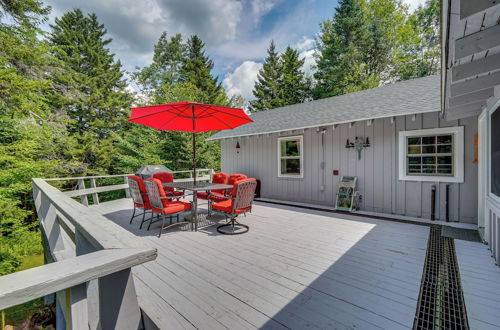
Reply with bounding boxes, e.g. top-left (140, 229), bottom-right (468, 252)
top-left (94, 199), bottom-right (430, 329)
